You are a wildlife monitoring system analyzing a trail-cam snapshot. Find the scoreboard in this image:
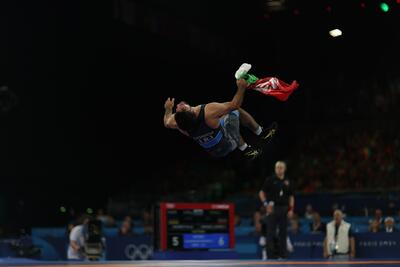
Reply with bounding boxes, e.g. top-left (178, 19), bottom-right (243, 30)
top-left (155, 203), bottom-right (235, 251)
